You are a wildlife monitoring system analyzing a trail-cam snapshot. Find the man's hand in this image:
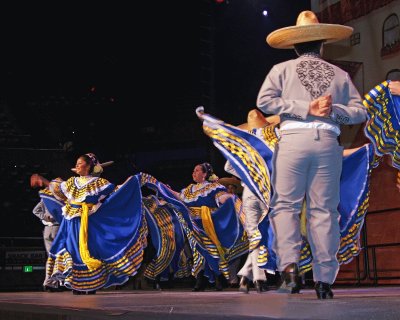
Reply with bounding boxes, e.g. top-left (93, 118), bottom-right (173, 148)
top-left (309, 94), bottom-right (332, 117)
